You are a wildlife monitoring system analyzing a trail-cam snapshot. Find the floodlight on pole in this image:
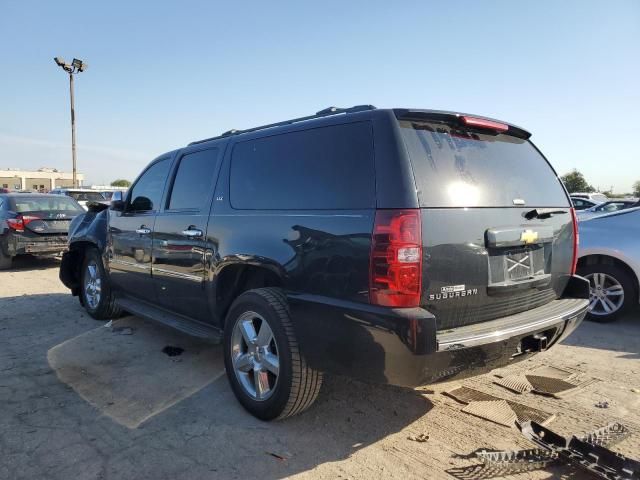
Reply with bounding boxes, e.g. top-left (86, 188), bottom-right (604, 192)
top-left (53, 56), bottom-right (87, 187)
